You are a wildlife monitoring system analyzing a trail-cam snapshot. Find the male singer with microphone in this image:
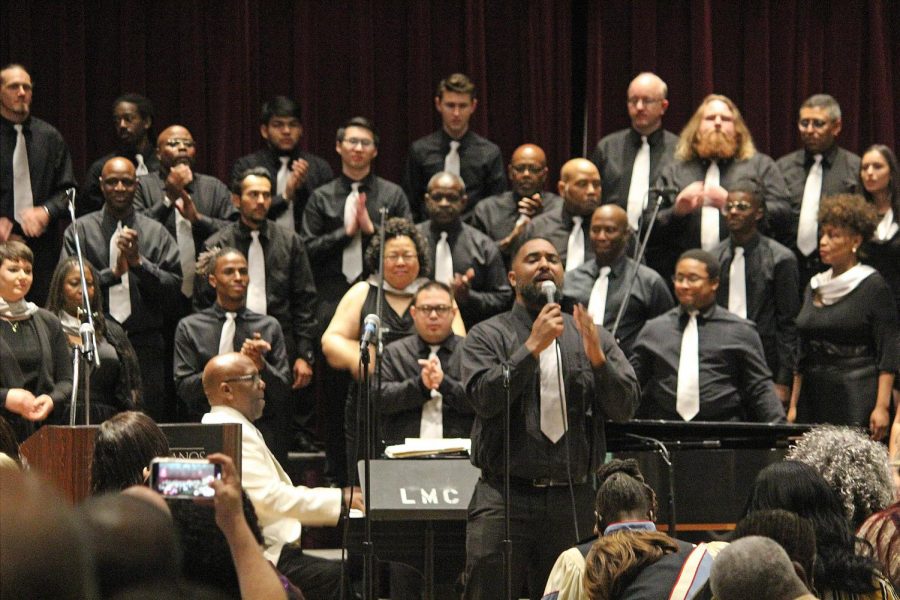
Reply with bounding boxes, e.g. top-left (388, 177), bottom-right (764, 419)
top-left (460, 237), bottom-right (639, 600)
